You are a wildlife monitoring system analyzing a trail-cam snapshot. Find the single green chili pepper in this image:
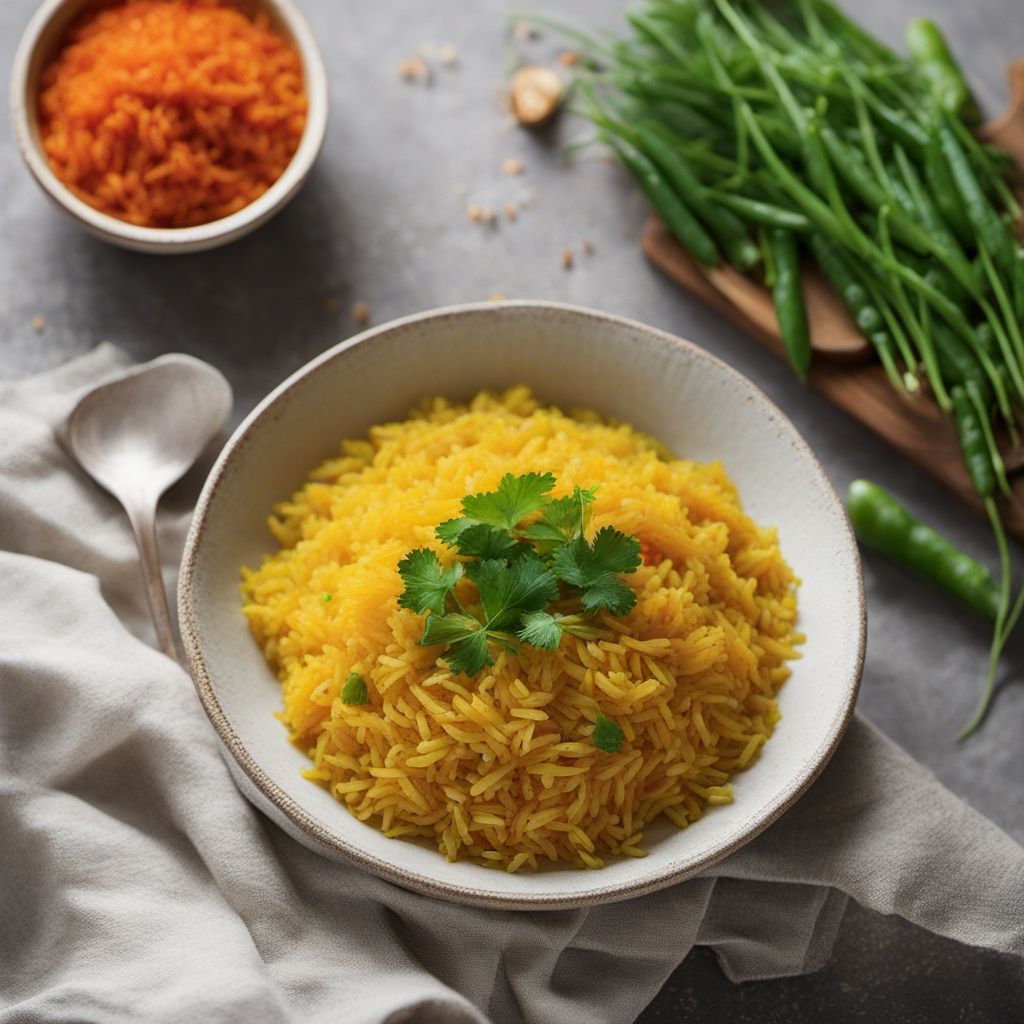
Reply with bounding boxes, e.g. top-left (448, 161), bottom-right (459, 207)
top-left (764, 227), bottom-right (811, 379)
top-left (932, 323), bottom-right (992, 405)
top-left (906, 18), bottom-right (979, 123)
top-left (893, 145), bottom-right (976, 297)
top-left (924, 134), bottom-right (973, 244)
top-left (951, 385), bottom-right (996, 498)
top-left (863, 94), bottom-right (930, 153)
top-left (936, 115), bottom-right (1013, 273)
top-left (808, 233), bottom-right (900, 386)
top-left (608, 139), bottom-right (719, 266)
top-left (1013, 247), bottom-right (1024, 322)
top-left (636, 121), bottom-right (761, 270)
top-left (974, 322), bottom-right (997, 358)
top-left (706, 191), bottom-right (811, 232)
top-left (846, 479), bottom-right (1000, 621)
top-left (965, 379), bottom-right (1011, 498)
